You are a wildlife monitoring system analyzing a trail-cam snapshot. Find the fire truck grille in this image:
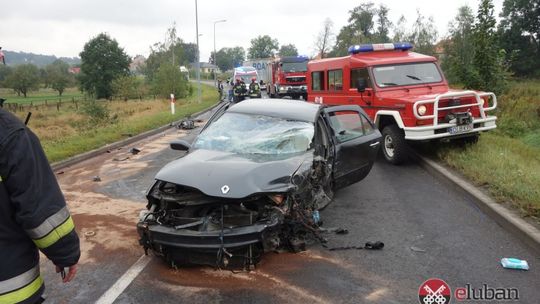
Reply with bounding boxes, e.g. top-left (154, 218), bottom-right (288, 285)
top-left (286, 76), bottom-right (305, 83)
